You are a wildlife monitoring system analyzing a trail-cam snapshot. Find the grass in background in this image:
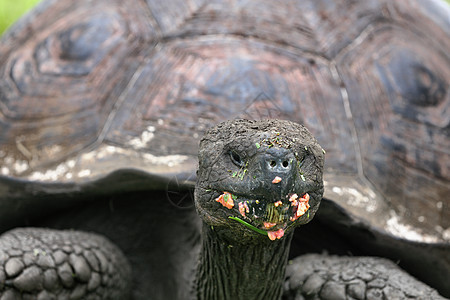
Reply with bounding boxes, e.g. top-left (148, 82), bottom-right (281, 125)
top-left (0, 0), bottom-right (42, 35)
